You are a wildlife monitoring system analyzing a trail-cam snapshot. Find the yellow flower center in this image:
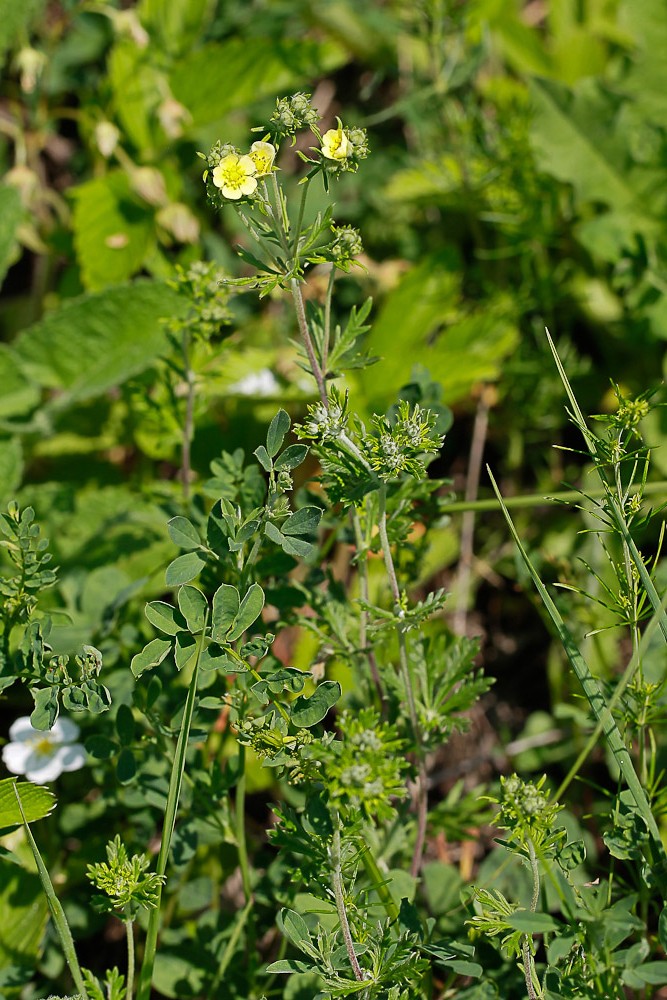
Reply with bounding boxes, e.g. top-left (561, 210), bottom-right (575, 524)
top-left (30, 735), bottom-right (55, 756)
top-left (322, 127), bottom-right (350, 161)
top-left (212, 154), bottom-right (257, 200)
top-left (220, 159), bottom-right (248, 189)
top-left (249, 141), bottom-right (276, 177)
